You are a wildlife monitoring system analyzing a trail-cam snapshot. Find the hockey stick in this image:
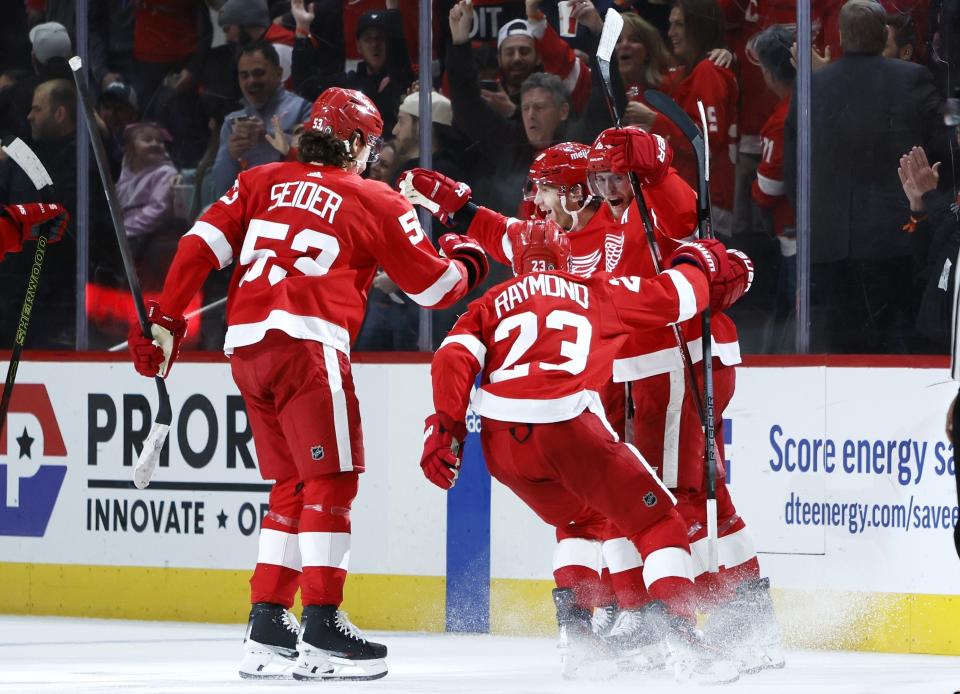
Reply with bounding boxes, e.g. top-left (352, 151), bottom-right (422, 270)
top-left (107, 296), bottom-right (228, 352)
top-left (69, 56), bottom-right (171, 489)
top-left (0, 138), bottom-right (55, 442)
top-left (644, 89), bottom-right (720, 572)
top-left (596, 12), bottom-right (717, 526)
